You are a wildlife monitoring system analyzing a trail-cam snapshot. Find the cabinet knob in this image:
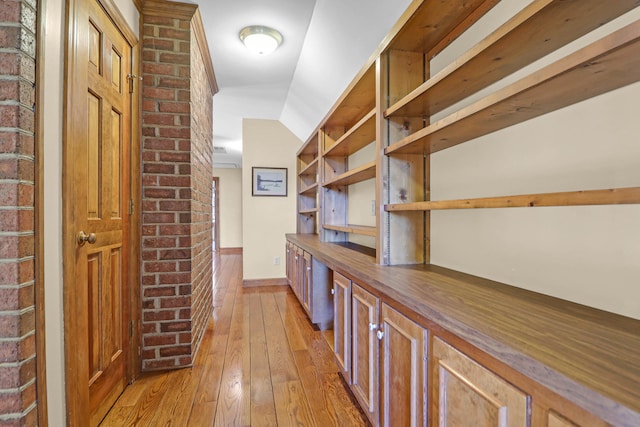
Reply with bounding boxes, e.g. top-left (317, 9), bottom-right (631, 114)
top-left (295, 256), bottom-right (298, 260)
top-left (330, 288), bottom-right (335, 295)
top-left (376, 330), bottom-right (384, 340)
top-left (369, 323), bottom-right (377, 331)
top-left (307, 267), bottom-right (311, 271)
